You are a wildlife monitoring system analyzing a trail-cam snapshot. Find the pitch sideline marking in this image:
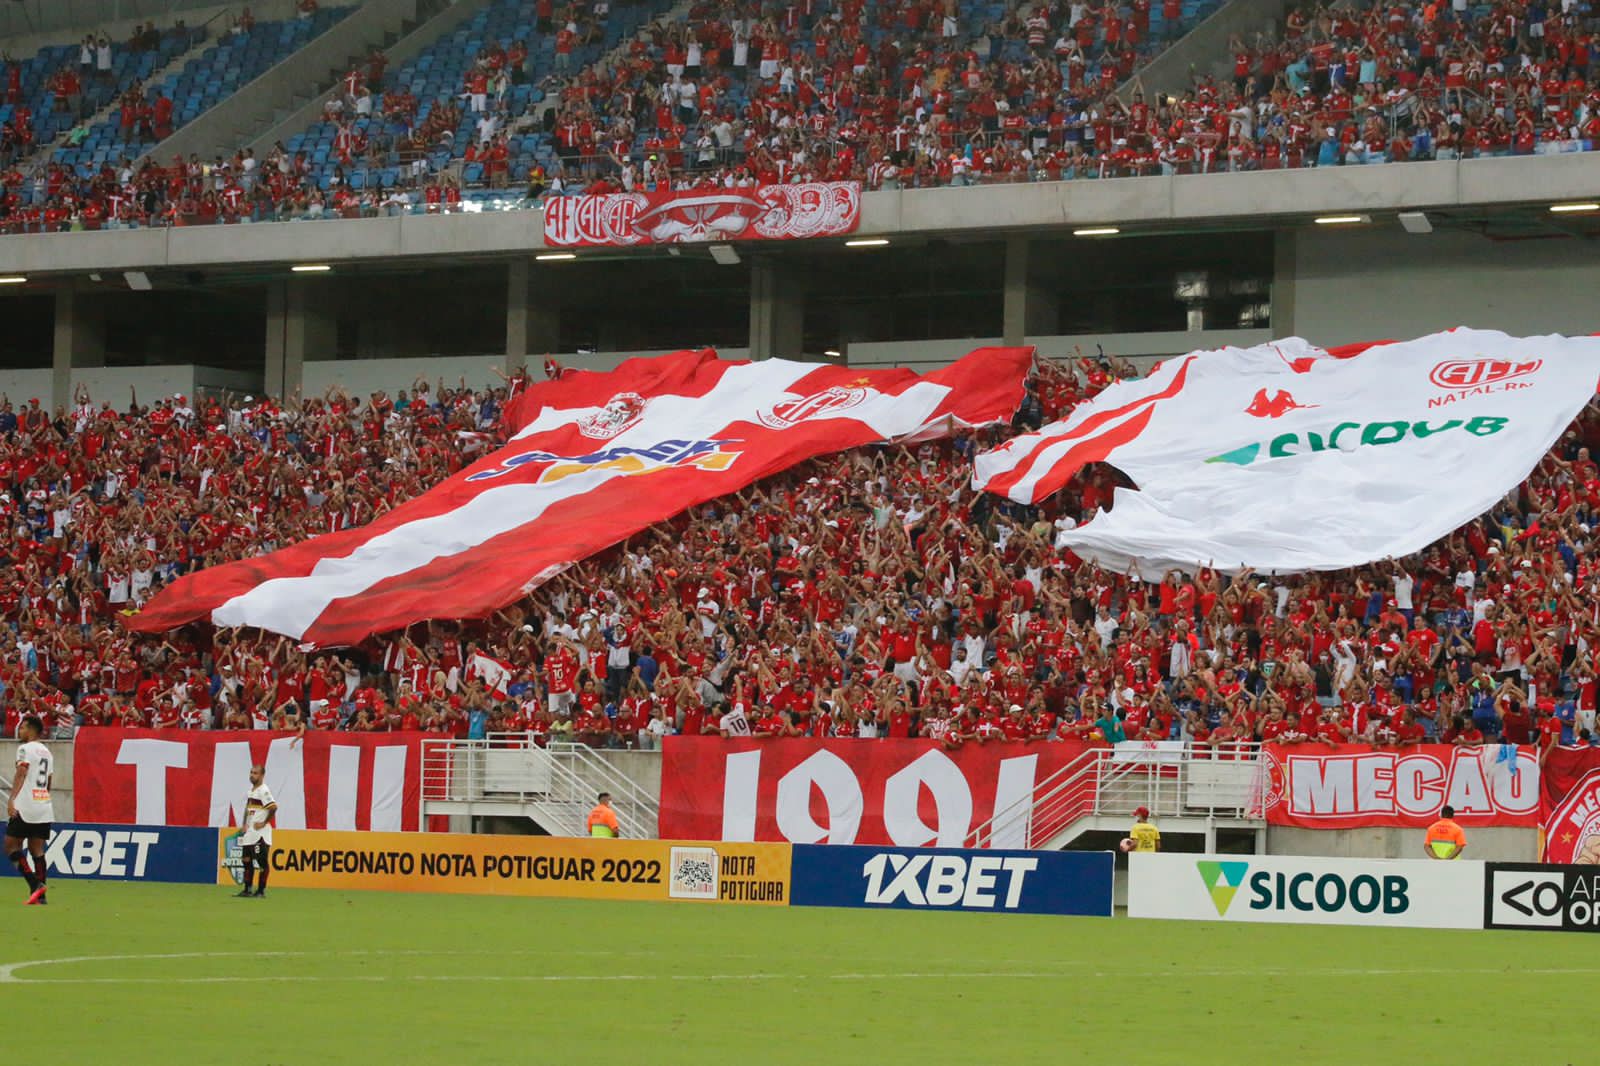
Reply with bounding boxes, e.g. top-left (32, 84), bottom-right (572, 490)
top-left (0, 949), bottom-right (746, 984)
top-left (4, 952), bottom-right (1599, 986)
